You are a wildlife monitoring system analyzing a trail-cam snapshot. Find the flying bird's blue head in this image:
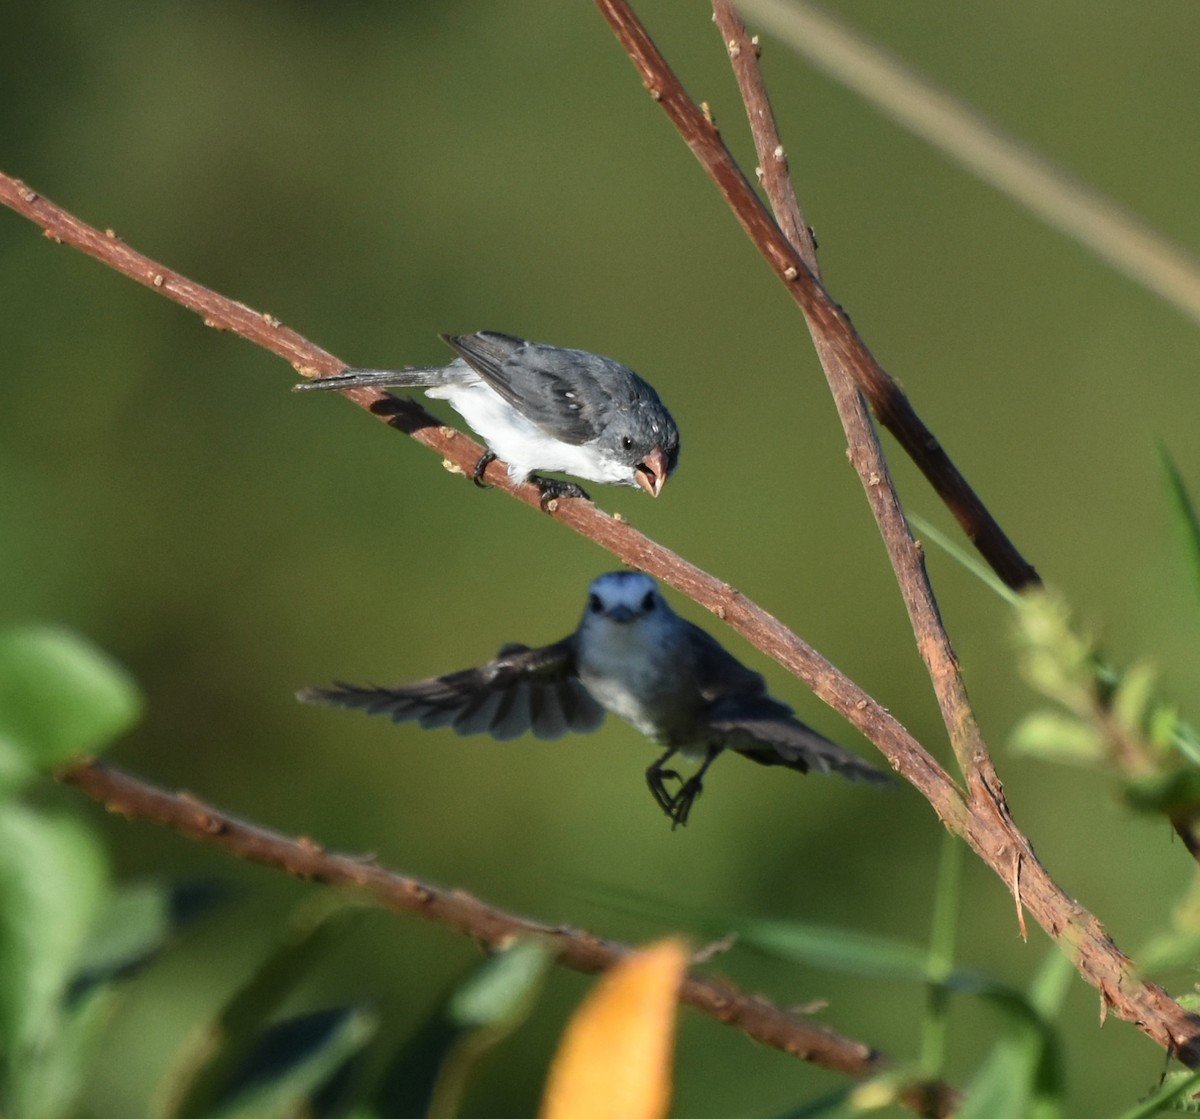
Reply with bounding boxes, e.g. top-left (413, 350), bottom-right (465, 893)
top-left (584, 571), bottom-right (668, 625)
